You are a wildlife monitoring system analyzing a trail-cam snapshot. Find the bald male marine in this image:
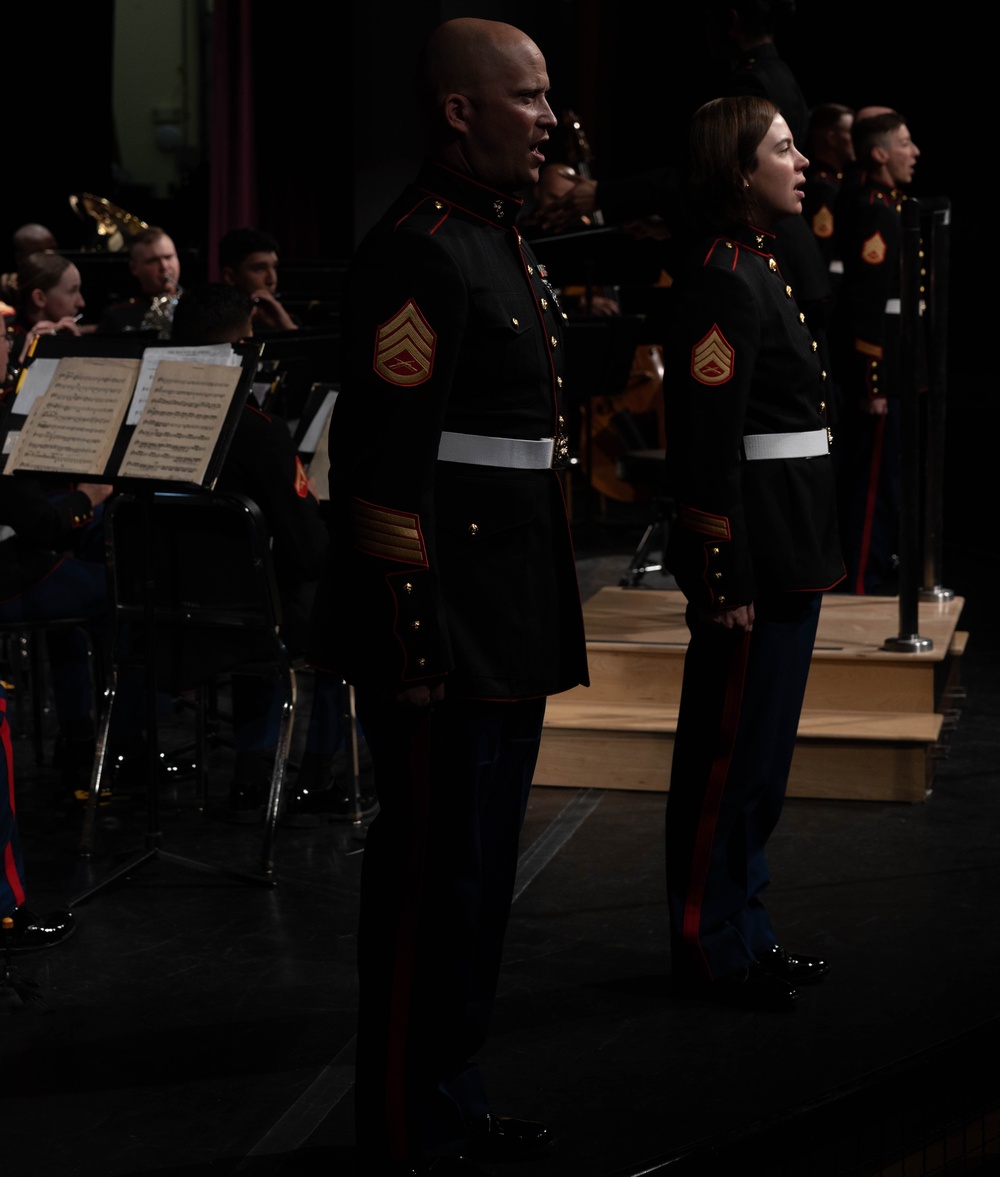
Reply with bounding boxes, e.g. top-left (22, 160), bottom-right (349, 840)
top-left (309, 18), bottom-right (588, 1176)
